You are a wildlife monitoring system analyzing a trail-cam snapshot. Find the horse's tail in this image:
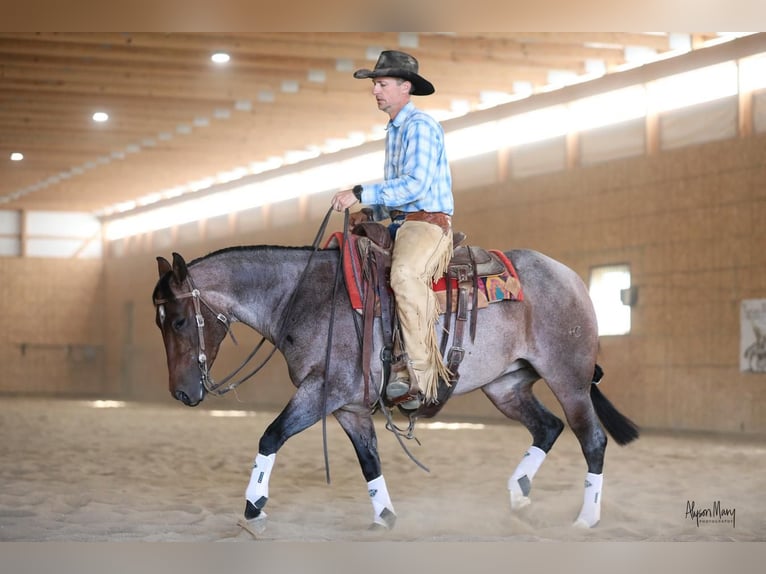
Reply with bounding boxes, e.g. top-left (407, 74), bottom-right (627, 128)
top-left (590, 364), bottom-right (640, 446)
